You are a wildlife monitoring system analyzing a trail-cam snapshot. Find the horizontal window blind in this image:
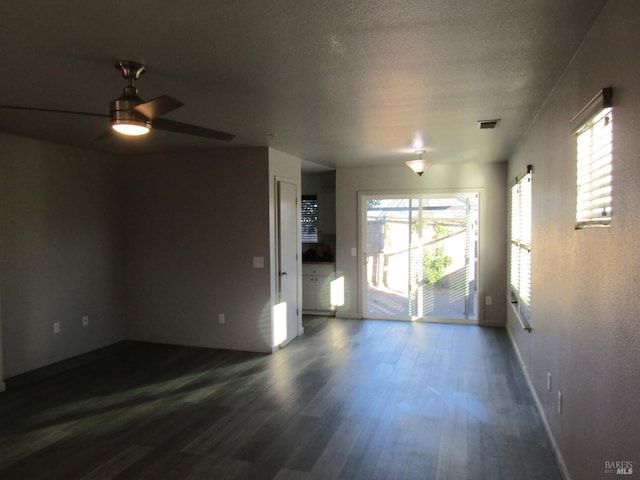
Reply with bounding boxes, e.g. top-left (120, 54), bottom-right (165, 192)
top-left (572, 87), bottom-right (613, 229)
top-left (301, 196), bottom-right (318, 243)
top-left (510, 166), bottom-right (532, 324)
top-left (576, 108), bottom-right (613, 227)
